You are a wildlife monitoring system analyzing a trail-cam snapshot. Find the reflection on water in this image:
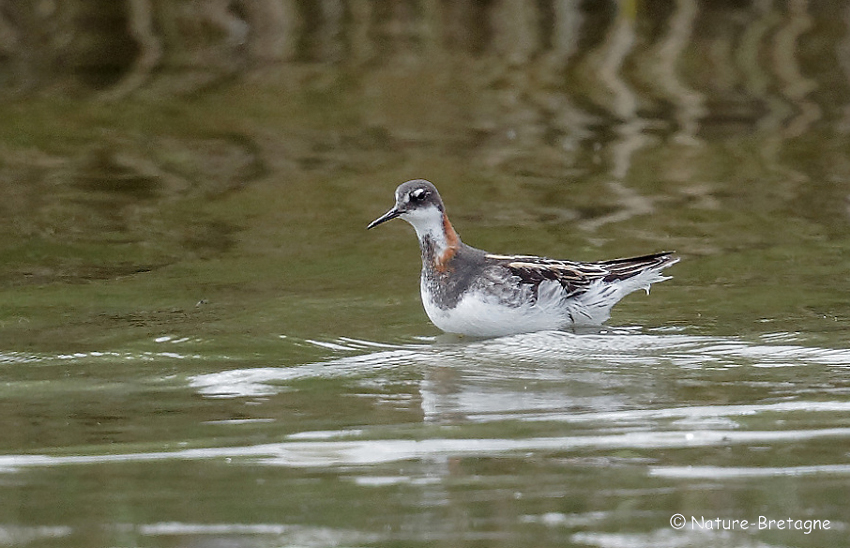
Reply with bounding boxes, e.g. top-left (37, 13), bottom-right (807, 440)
top-left (3, 2), bottom-right (850, 547)
top-left (189, 330), bottom-right (850, 411)
top-left (3, 1), bottom-right (850, 273)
